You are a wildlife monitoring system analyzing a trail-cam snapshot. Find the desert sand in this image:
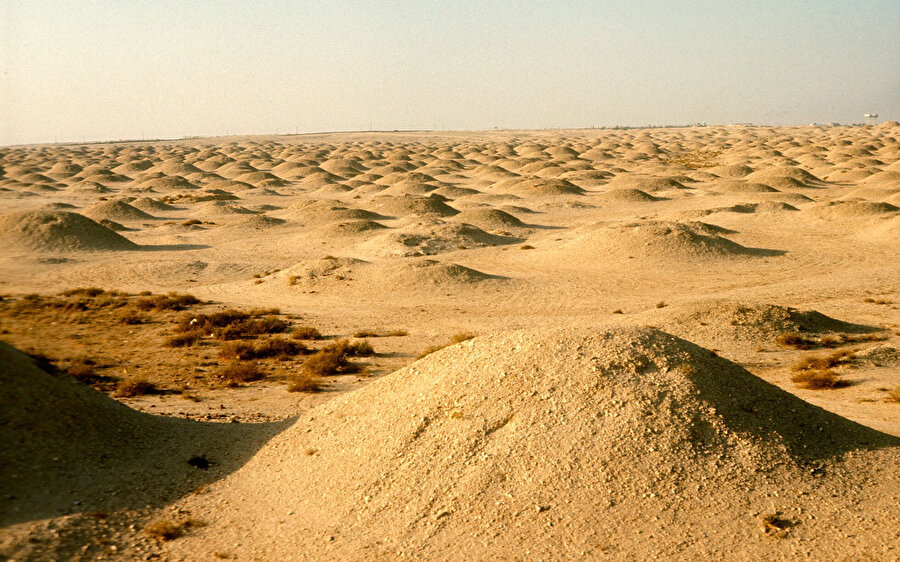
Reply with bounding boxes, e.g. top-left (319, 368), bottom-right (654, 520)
top-left (1, 125), bottom-right (898, 560)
